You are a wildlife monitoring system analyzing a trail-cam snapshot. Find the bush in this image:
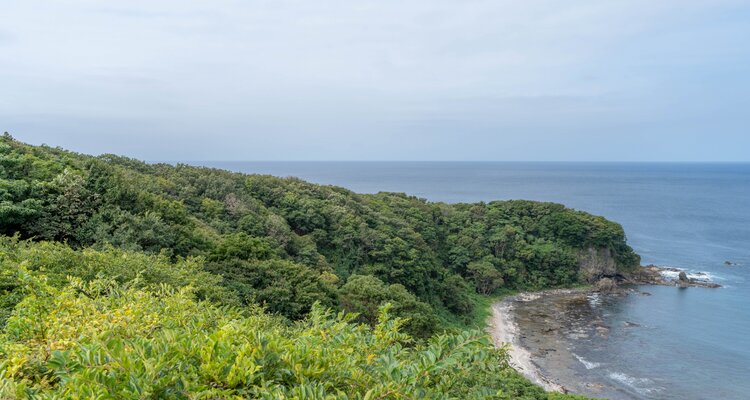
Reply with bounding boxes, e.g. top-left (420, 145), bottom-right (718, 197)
top-left (339, 274), bottom-right (438, 338)
top-left (0, 272), bottom-right (585, 399)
